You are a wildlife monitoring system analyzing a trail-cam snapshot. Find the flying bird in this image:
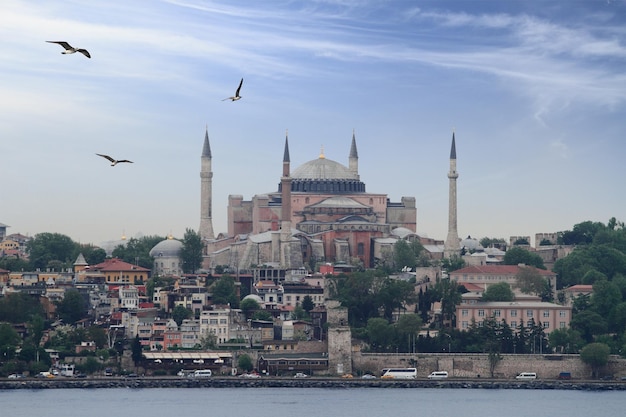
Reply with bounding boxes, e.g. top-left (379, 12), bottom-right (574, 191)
top-left (222, 78), bottom-right (243, 101)
top-left (46, 41), bottom-right (91, 58)
top-left (96, 153), bottom-right (133, 166)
